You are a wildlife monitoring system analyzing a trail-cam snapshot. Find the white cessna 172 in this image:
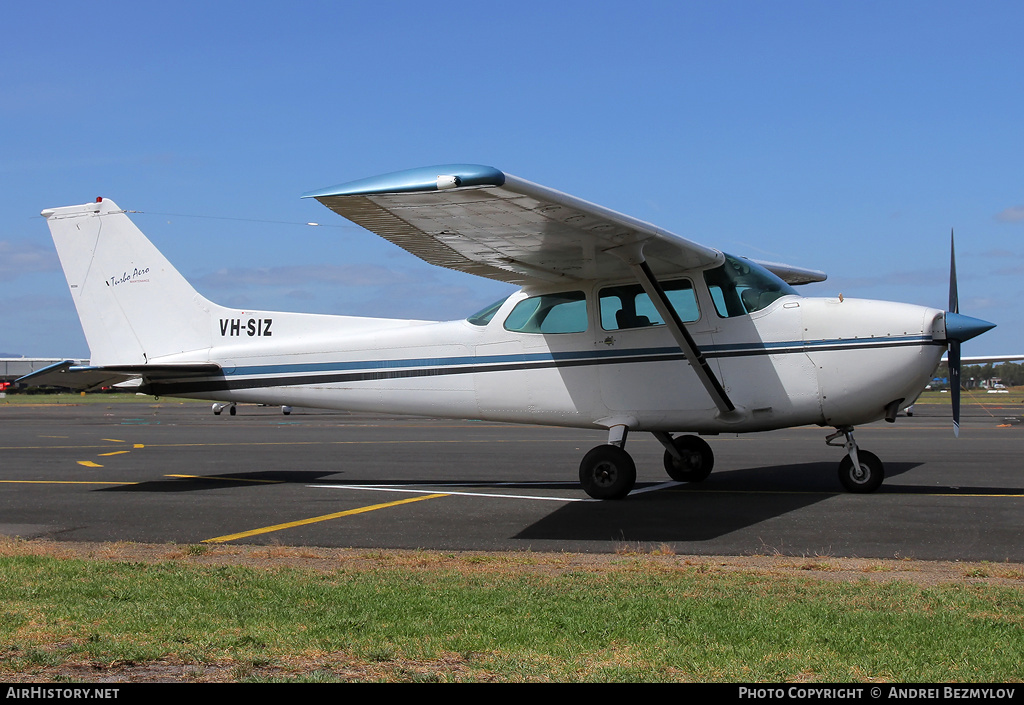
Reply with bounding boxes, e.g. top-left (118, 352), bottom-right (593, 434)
top-left (23, 164), bottom-right (996, 499)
